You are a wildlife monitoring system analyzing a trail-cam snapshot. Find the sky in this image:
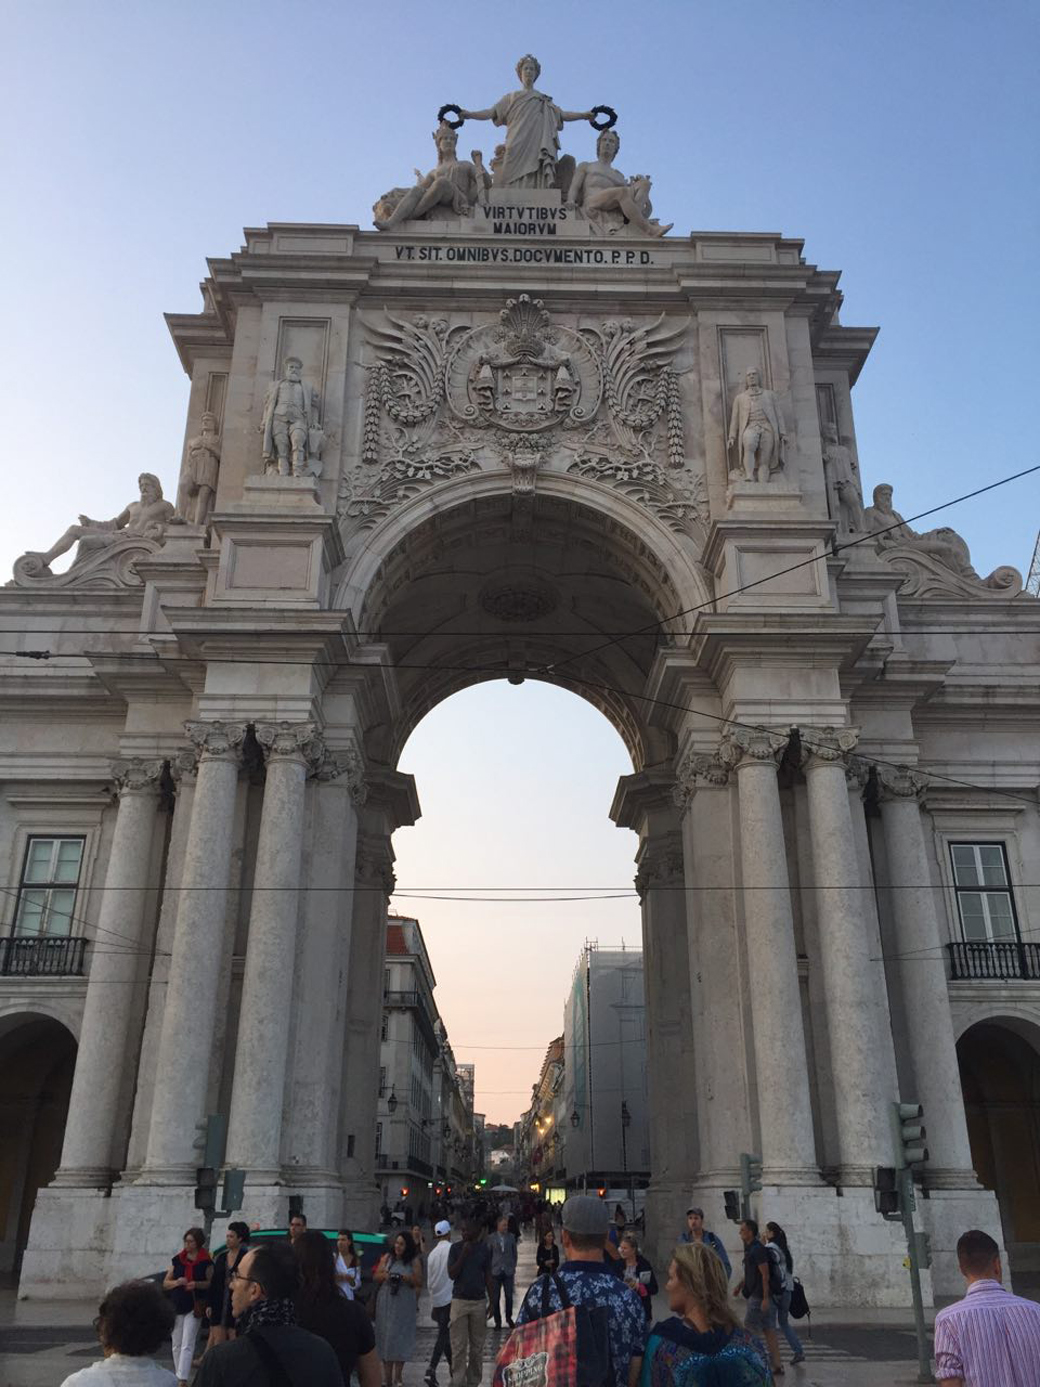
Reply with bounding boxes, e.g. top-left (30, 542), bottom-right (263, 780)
top-left (3, 1), bottom-right (1039, 1124)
